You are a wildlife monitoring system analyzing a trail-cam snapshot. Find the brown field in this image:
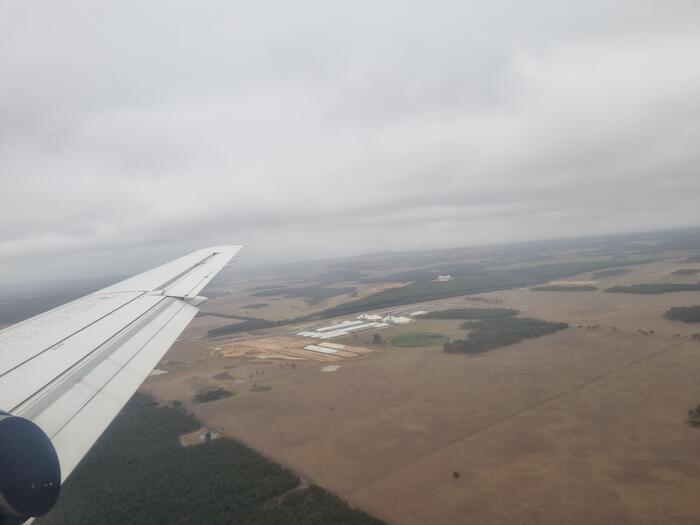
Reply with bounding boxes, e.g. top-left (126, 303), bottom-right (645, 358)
top-left (216, 336), bottom-right (374, 362)
top-left (143, 257), bottom-right (700, 525)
